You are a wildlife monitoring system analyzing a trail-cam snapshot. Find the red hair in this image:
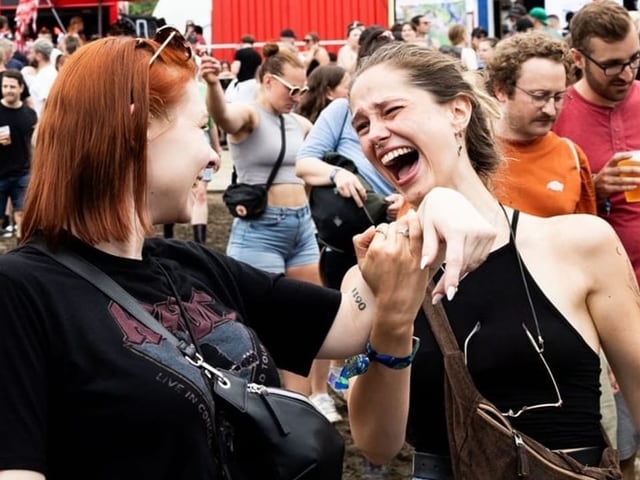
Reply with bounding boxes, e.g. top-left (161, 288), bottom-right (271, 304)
top-left (22, 35), bottom-right (197, 245)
